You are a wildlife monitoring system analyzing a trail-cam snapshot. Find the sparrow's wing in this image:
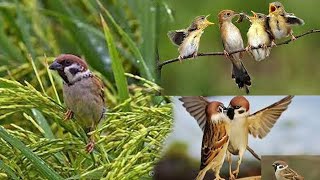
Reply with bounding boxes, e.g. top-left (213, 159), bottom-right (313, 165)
top-left (167, 30), bottom-right (187, 46)
top-left (284, 14), bottom-right (305, 26)
top-left (92, 75), bottom-right (105, 104)
top-left (248, 95), bottom-right (294, 138)
top-left (200, 122), bottom-right (229, 170)
top-left (179, 96), bottom-right (209, 131)
top-left (282, 167), bottom-right (304, 180)
top-left (265, 16), bottom-right (275, 41)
